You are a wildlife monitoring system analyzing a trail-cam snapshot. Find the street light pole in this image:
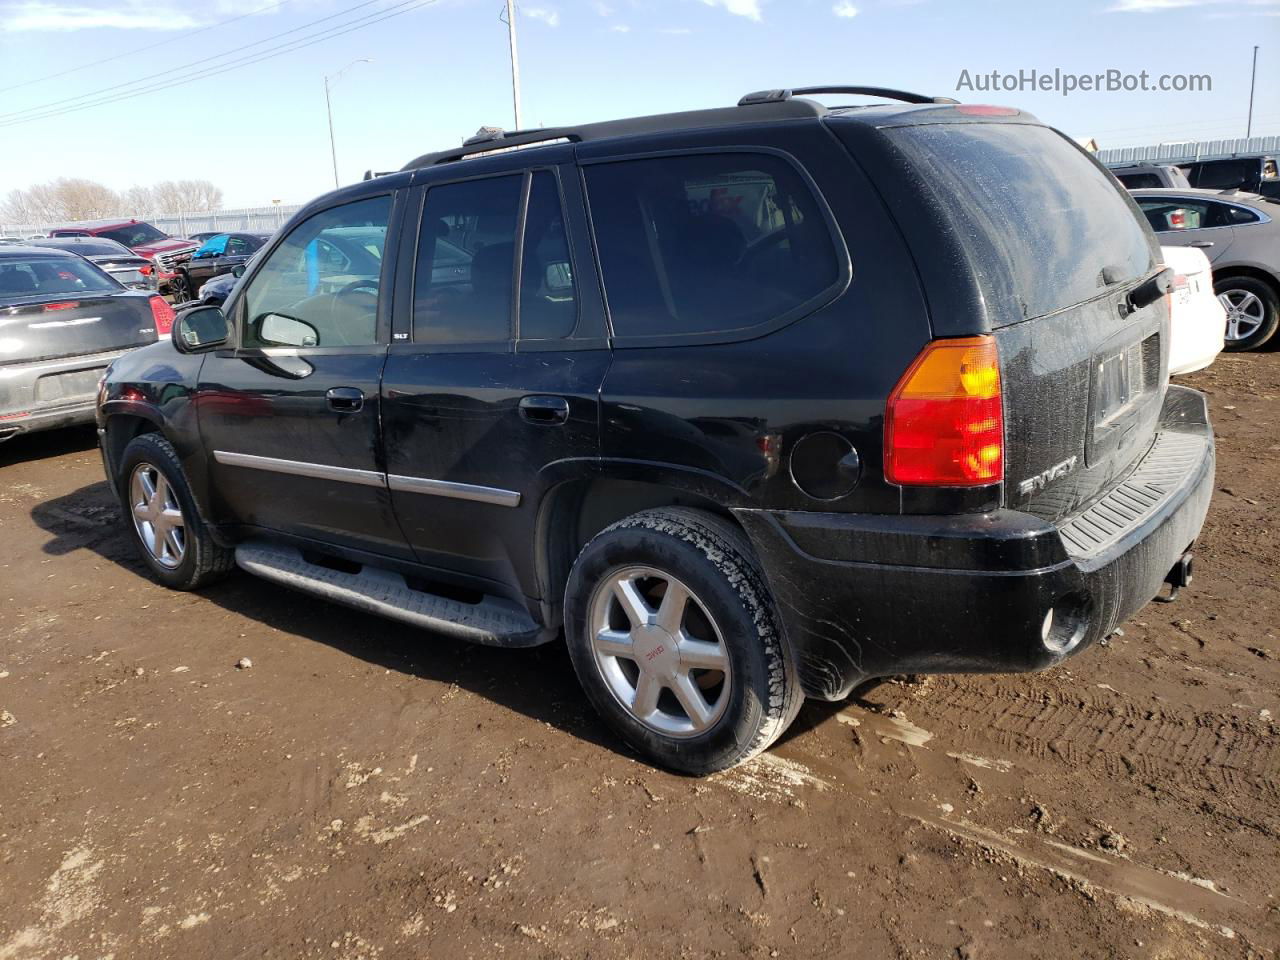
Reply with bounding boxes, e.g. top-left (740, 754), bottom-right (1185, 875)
top-left (1246, 45), bottom-right (1259, 139)
top-left (324, 58), bottom-right (373, 189)
top-left (505, 0), bottom-right (522, 130)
